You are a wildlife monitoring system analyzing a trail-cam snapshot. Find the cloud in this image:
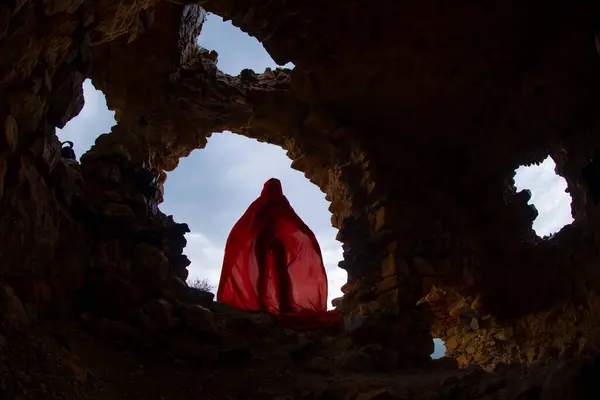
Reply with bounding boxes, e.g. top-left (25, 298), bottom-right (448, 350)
top-left (163, 133), bottom-right (345, 308)
top-left (185, 232), bottom-right (225, 290)
top-left (513, 157), bottom-right (574, 236)
top-left (56, 80), bottom-right (116, 157)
